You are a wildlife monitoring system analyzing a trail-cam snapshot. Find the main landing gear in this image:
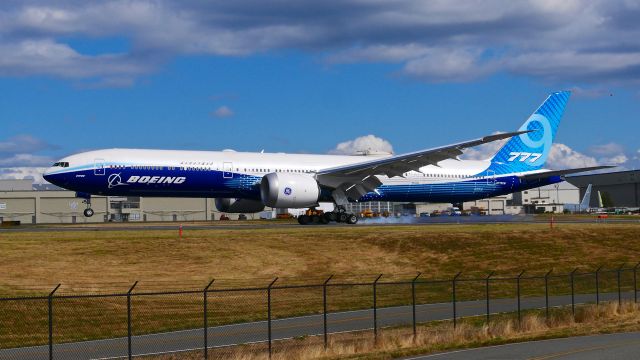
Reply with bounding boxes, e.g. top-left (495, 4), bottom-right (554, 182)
top-left (297, 206), bottom-right (358, 225)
